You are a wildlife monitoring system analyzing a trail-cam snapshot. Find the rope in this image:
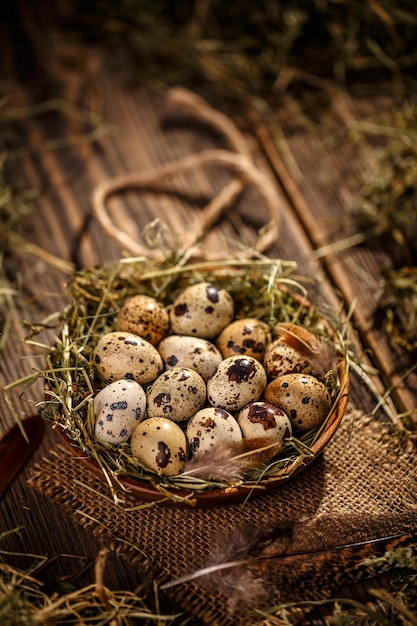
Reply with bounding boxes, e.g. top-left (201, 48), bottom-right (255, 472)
top-left (92, 88), bottom-right (281, 260)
